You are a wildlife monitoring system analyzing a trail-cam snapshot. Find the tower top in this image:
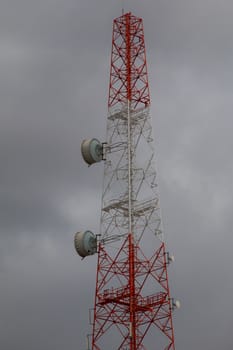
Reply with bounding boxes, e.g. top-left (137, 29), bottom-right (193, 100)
top-left (108, 12), bottom-right (150, 110)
